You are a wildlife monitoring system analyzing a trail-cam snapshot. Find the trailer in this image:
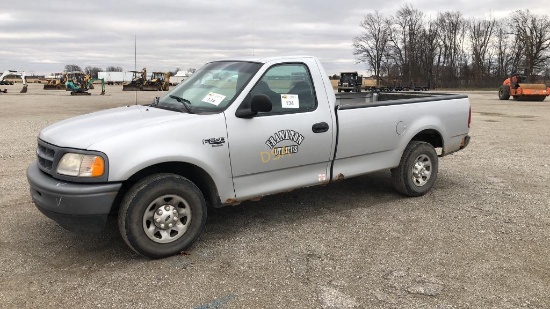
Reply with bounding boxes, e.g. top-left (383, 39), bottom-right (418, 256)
top-left (98, 72), bottom-right (135, 85)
